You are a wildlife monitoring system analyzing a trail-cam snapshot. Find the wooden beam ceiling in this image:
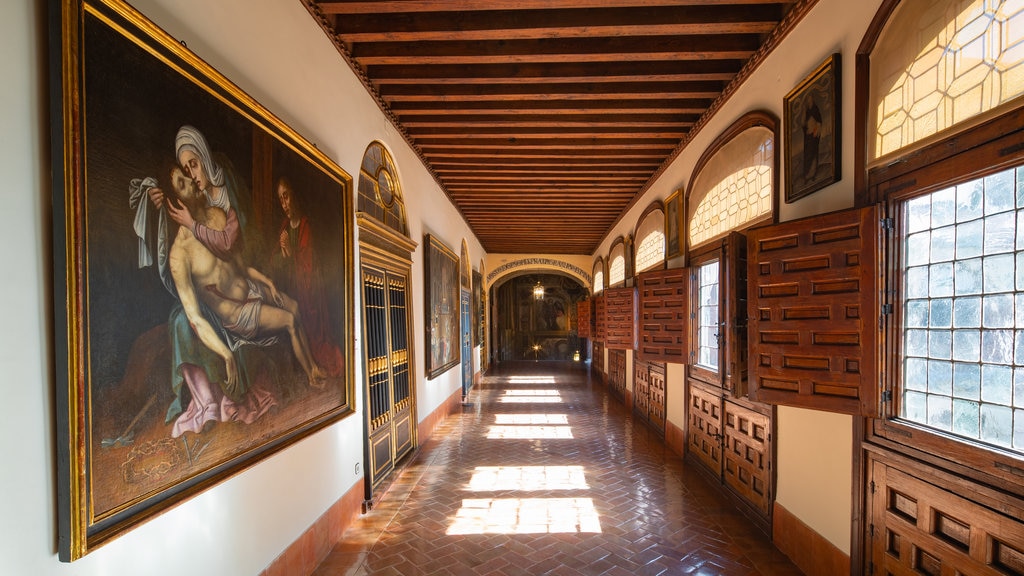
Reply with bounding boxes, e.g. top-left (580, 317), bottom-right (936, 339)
top-left (303, 0), bottom-right (805, 254)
